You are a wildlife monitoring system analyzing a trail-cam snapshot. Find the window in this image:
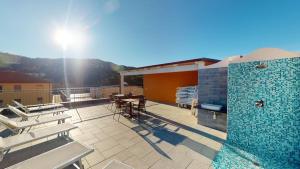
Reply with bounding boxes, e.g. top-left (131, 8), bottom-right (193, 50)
top-left (14, 99), bottom-right (21, 103)
top-left (14, 85), bottom-right (22, 92)
top-left (37, 97), bottom-right (43, 104)
top-left (0, 86), bottom-right (2, 92)
top-left (0, 100), bottom-right (3, 107)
